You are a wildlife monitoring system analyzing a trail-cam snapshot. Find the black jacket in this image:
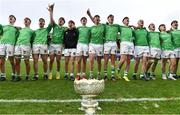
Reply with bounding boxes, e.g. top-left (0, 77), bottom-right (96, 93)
top-left (64, 28), bottom-right (78, 49)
